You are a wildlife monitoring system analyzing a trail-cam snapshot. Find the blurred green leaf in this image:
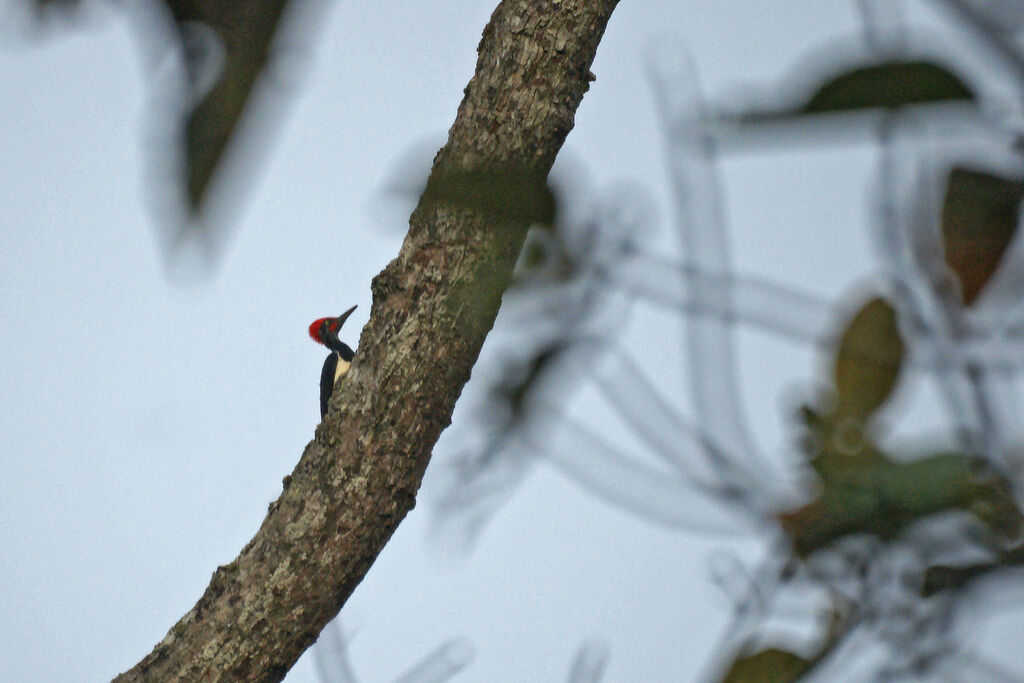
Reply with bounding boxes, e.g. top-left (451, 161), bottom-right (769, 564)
top-left (162, 0), bottom-right (292, 212)
top-left (781, 450), bottom-right (1022, 556)
top-left (785, 293), bottom-right (1024, 556)
top-left (720, 648), bottom-right (812, 683)
top-left (802, 60), bottom-right (974, 114)
top-left (420, 167), bottom-right (557, 227)
top-left (833, 297), bottom-right (903, 424)
top-left (737, 60), bottom-right (975, 124)
top-left (941, 167), bottom-right (1024, 305)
